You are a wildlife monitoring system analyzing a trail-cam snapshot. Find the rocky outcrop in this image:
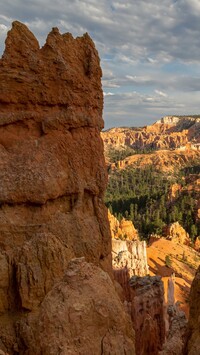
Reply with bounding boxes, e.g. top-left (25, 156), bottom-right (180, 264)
top-left (102, 116), bottom-right (200, 175)
top-left (168, 183), bottom-right (182, 201)
top-left (194, 237), bottom-right (200, 251)
top-left (163, 222), bottom-right (189, 245)
top-left (108, 210), bottom-right (139, 240)
top-left (112, 239), bottom-right (149, 301)
top-left (160, 304), bottom-right (187, 355)
top-left (18, 257), bottom-right (135, 354)
top-left (120, 218), bottom-right (139, 240)
top-left (129, 275), bottom-right (165, 355)
top-left (0, 22), bottom-right (135, 354)
top-left (160, 275), bottom-right (188, 355)
top-left (112, 239), bottom-right (148, 276)
top-left (109, 149), bottom-right (200, 174)
top-left (186, 266), bottom-right (200, 354)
